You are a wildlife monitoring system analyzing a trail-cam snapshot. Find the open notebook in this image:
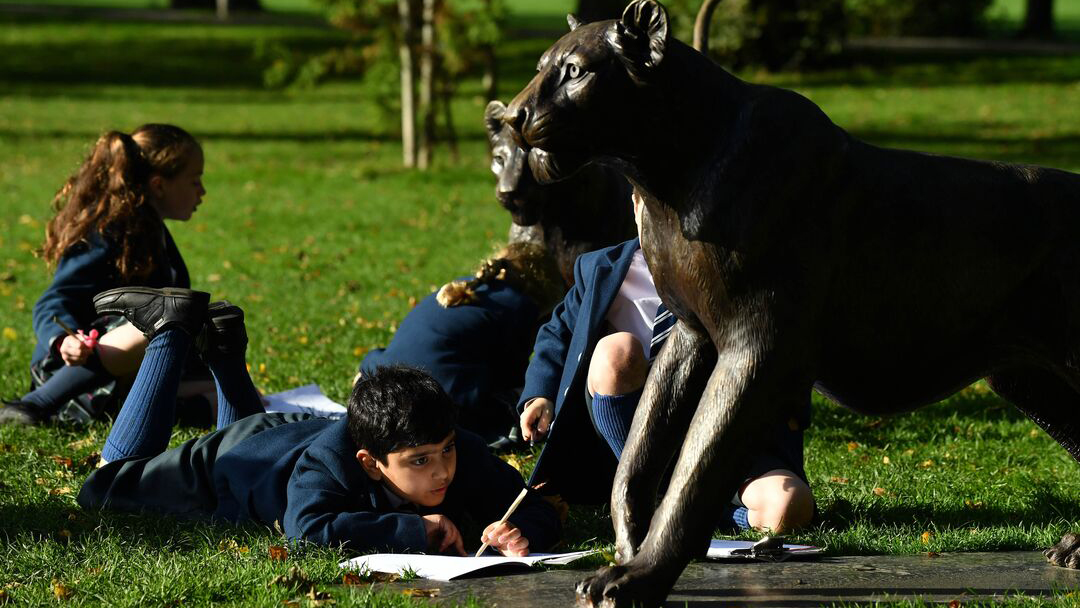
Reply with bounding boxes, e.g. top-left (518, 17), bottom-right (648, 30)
top-left (340, 549), bottom-right (600, 581)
